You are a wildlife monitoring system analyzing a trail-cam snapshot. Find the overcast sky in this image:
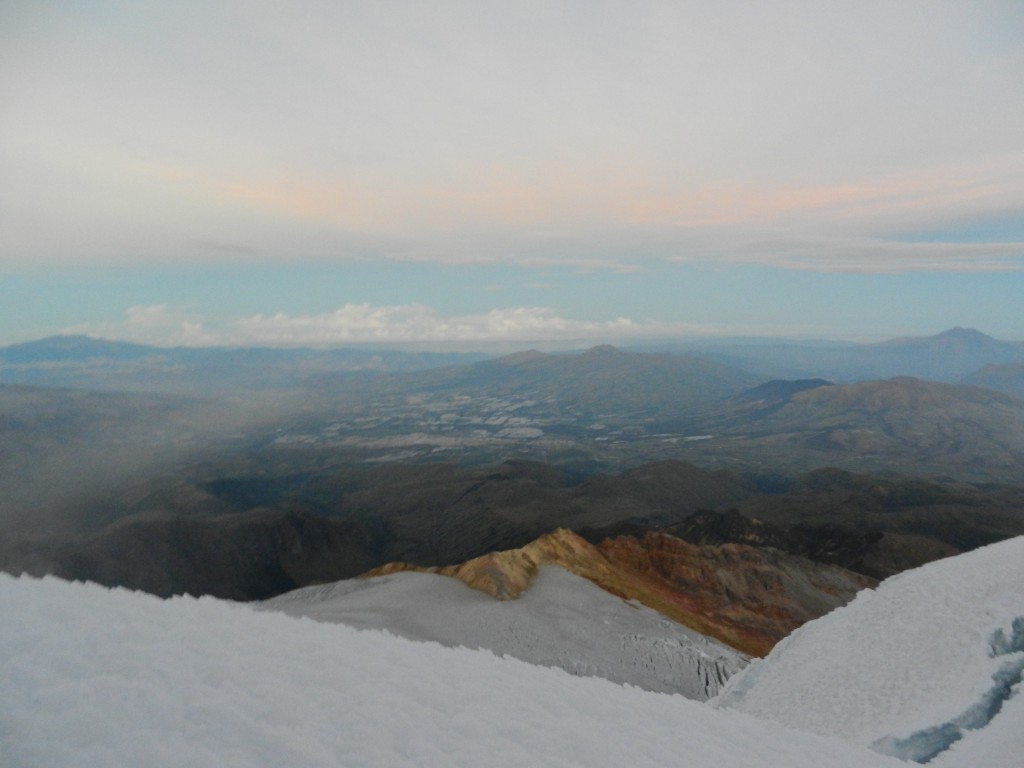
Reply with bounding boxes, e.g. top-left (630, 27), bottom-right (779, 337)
top-left (2, 1), bottom-right (1022, 347)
